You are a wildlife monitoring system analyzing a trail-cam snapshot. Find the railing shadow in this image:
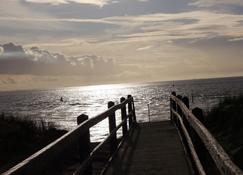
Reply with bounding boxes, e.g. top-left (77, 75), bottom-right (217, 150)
top-left (101, 125), bottom-right (141, 175)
